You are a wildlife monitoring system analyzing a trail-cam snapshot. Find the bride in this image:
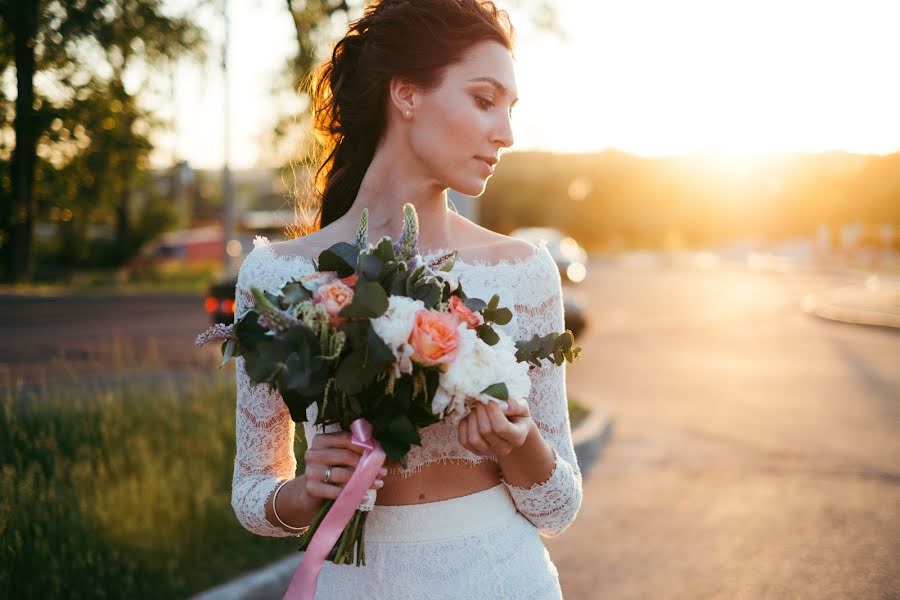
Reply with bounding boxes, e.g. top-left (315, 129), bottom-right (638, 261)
top-left (231, 0), bottom-right (582, 597)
